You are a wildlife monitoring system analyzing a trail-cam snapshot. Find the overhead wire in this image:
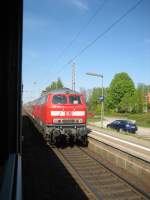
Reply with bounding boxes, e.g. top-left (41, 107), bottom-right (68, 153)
top-left (56, 0), bottom-right (109, 61)
top-left (42, 0), bottom-right (109, 87)
top-left (42, 0), bottom-right (144, 92)
top-left (70, 0), bottom-right (144, 62)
